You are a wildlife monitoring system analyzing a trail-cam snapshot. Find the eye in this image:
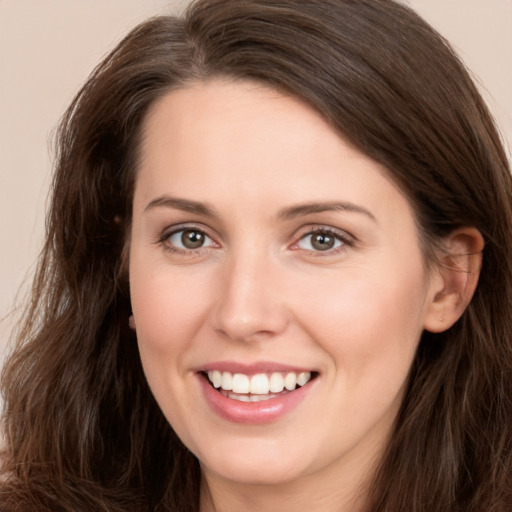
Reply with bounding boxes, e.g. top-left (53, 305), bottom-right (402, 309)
top-left (166, 228), bottom-right (216, 250)
top-left (296, 229), bottom-right (347, 252)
